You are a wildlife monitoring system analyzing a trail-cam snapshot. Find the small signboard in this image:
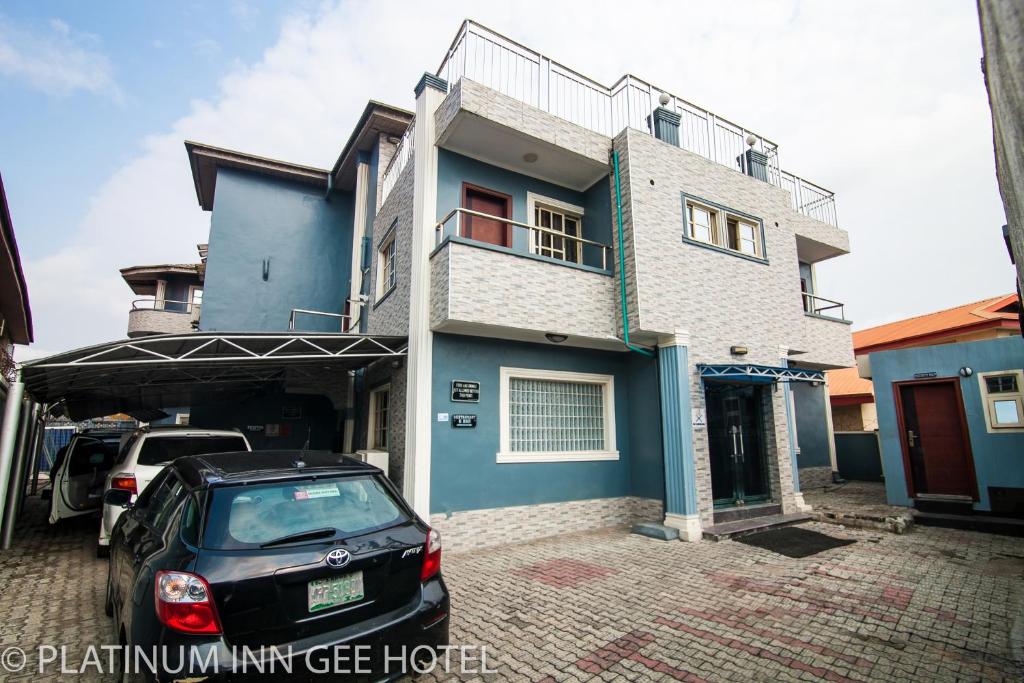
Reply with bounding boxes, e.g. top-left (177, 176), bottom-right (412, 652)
top-left (437, 413), bottom-right (449, 422)
top-left (451, 380), bottom-right (481, 403)
top-left (691, 408), bottom-right (707, 429)
top-left (451, 414), bottom-right (477, 429)
top-left (914, 372), bottom-right (938, 379)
